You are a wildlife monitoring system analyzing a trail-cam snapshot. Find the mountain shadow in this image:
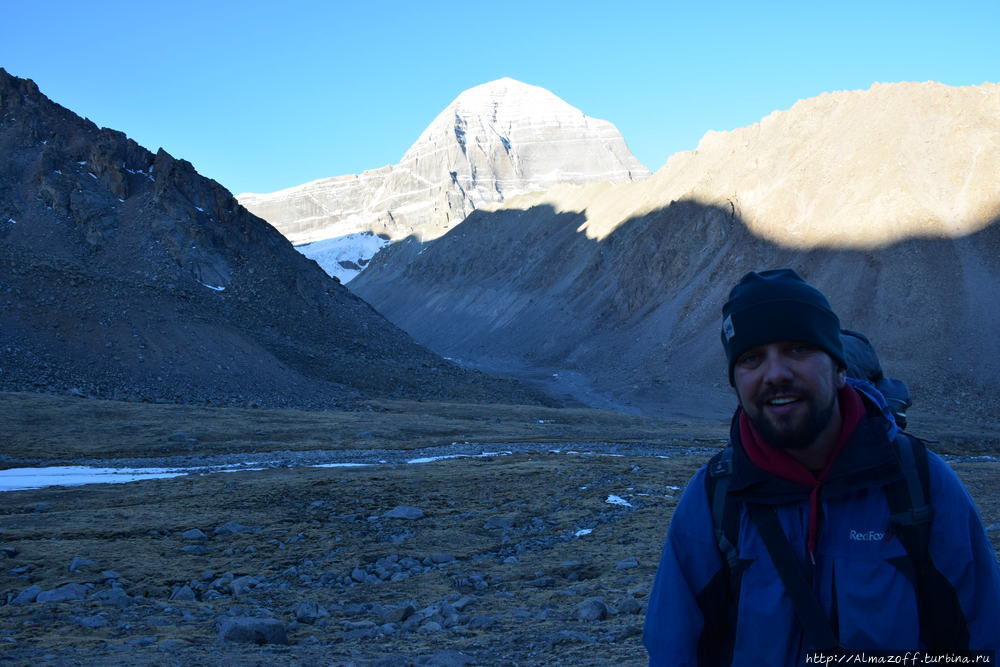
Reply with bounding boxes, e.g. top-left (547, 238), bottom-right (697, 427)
top-left (350, 199), bottom-right (1000, 429)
